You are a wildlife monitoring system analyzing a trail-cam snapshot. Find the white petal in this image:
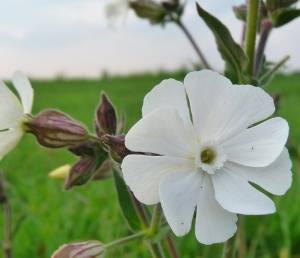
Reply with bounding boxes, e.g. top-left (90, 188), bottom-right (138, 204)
top-left (195, 176), bottom-right (237, 245)
top-left (184, 70), bottom-right (274, 142)
top-left (0, 129), bottom-right (23, 158)
top-left (223, 117), bottom-right (288, 167)
top-left (0, 81), bottom-right (23, 129)
top-left (12, 71), bottom-right (34, 114)
top-left (225, 148), bottom-right (292, 196)
top-left (142, 79), bottom-right (191, 124)
top-left (159, 171), bottom-right (202, 236)
top-left (122, 155), bottom-right (193, 205)
top-left (212, 169), bottom-right (275, 215)
top-left (125, 107), bottom-right (196, 157)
